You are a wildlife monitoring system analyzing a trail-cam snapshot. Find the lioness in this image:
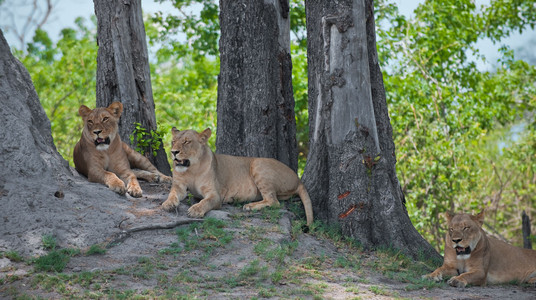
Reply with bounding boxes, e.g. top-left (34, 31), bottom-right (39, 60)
top-left (161, 128), bottom-right (313, 226)
top-left (424, 211), bottom-right (536, 287)
top-left (73, 102), bottom-right (171, 197)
